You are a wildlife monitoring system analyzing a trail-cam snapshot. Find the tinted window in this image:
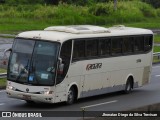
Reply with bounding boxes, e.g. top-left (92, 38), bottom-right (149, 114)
top-left (8, 39), bottom-right (60, 86)
top-left (14, 39), bottom-right (35, 53)
top-left (57, 40), bottom-right (72, 84)
top-left (99, 39), bottom-right (110, 56)
top-left (30, 41), bottom-right (59, 85)
top-left (123, 37), bottom-right (134, 54)
top-left (86, 40), bottom-right (98, 57)
top-left (60, 40), bottom-right (72, 61)
top-left (8, 39), bottom-right (35, 83)
top-left (112, 38), bottom-right (122, 55)
top-left (144, 36), bottom-right (152, 52)
top-left (134, 36), bottom-right (144, 52)
top-left (73, 40), bottom-right (85, 60)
